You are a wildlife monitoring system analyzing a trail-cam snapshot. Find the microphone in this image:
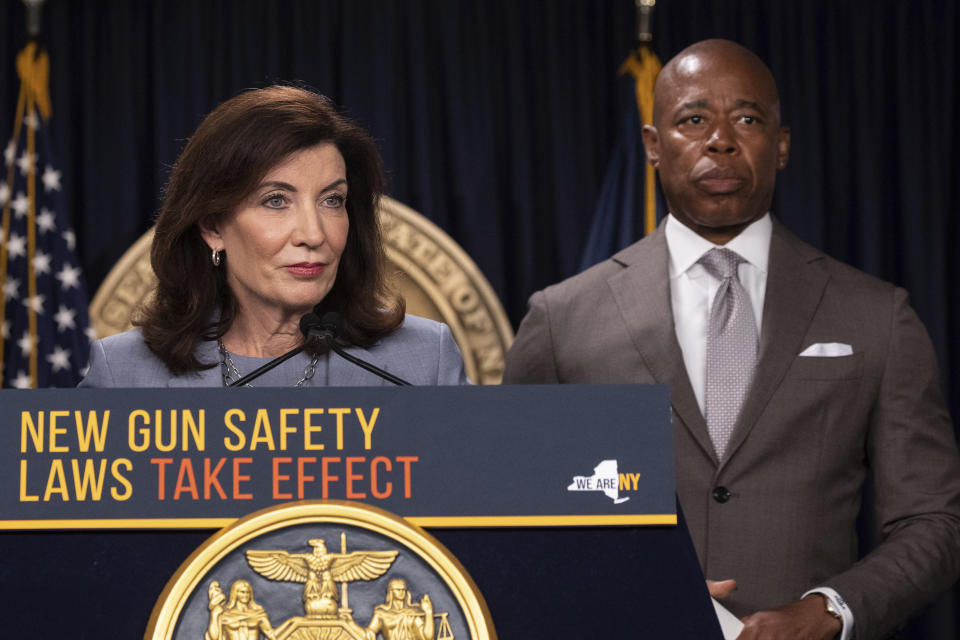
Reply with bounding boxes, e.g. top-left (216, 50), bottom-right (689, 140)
top-left (227, 313), bottom-right (337, 387)
top-left (301, 311), bottom-right (412, 386)
top-left (299, 311), bottom-right (337, 343)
